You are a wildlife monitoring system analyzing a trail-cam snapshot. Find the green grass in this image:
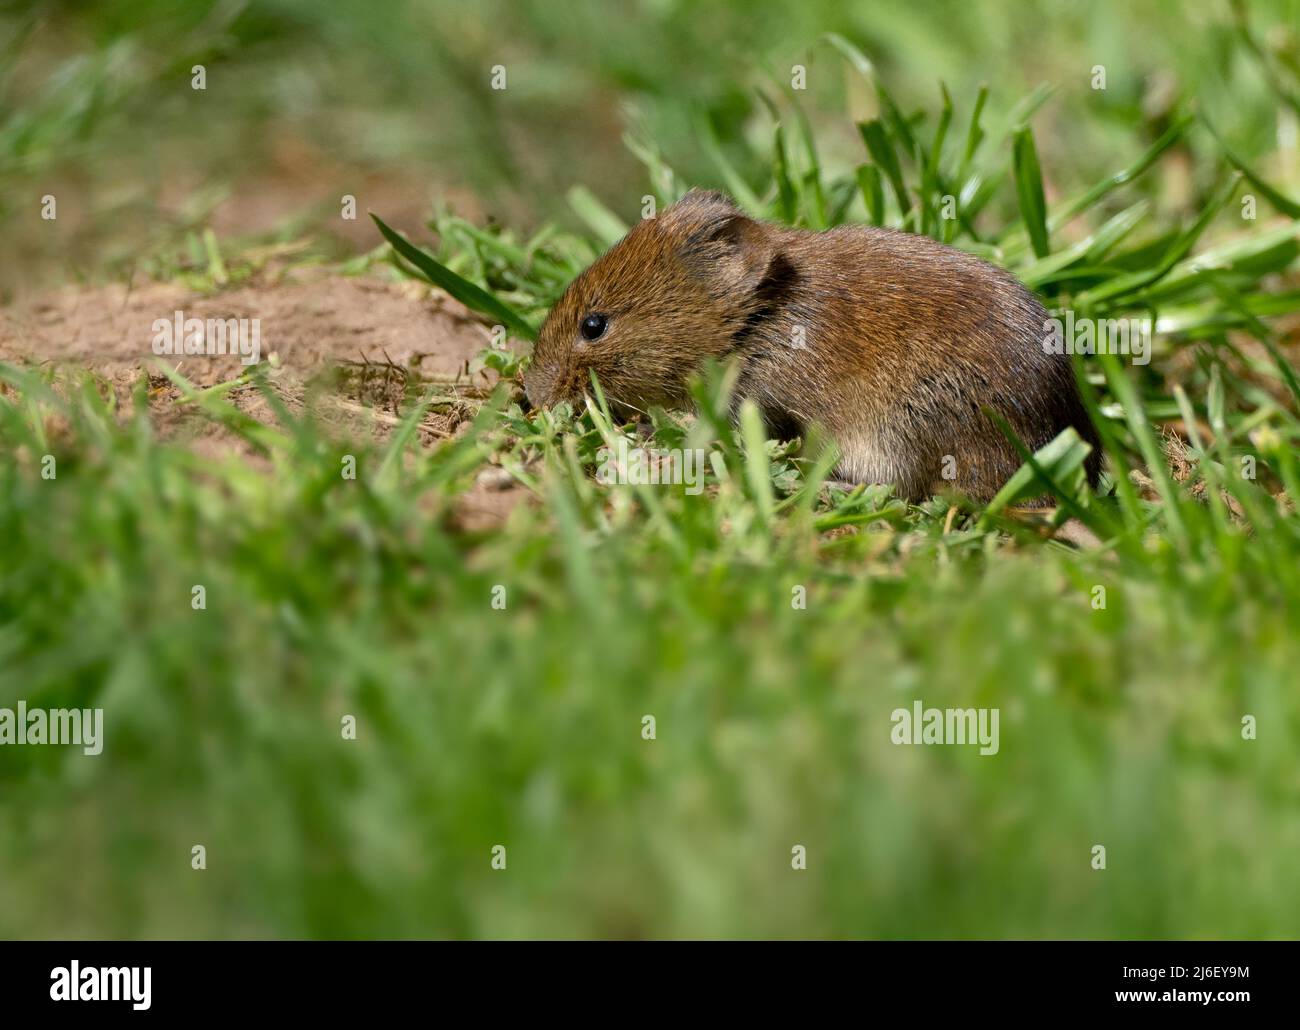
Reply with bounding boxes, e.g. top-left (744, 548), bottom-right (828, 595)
top-left (3, 28), bottom-right (1300, 938)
